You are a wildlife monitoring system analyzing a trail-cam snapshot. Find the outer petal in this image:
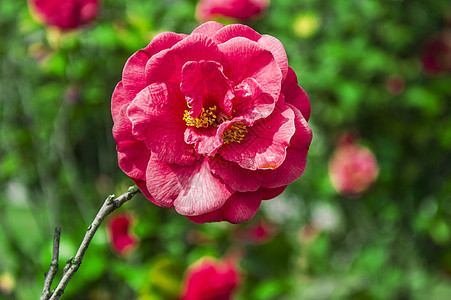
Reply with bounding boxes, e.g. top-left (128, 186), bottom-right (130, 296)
top-left (191, 21), bottom-right (225, 37)
top-left (209, 156), bottom-right (275, 192)
top-left (113, 105), bottom-right (151, 181)
top-left (127, 82), bottom-right (195, 165)
top-left (218, 37), bottom-right (282, 104)
top-left (145, 34), bottom-right (222, 85)
top-left (146, 157), bottom-right (234, 215)
top-left (122, 32), bottom-right (186, 100)
top-left (220, 102), bottom-right (296, 171)
top-left (213, 23), bottom-right (262, 44)
top-left (258, 35), bottom-right (288, 81)
top-left (261, 104), bottom-right (312, 188)
top-left (111, 82), bottom-right (128, 123)
top-left (213, 25), bottom-right (288, 80)
top-left (187, 189), bottom-right (262, 224)
top-left (282, 67), bottom-right (311, 121)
